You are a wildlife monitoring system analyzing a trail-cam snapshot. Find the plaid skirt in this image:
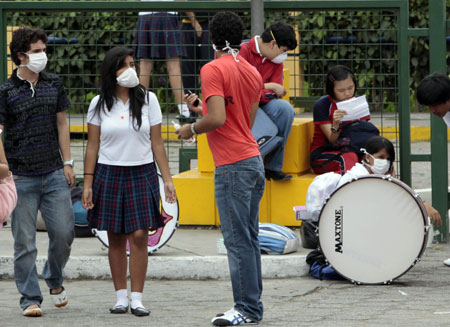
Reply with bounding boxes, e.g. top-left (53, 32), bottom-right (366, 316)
top-left (134, 13), bottom-right (187, 59)
top-left (88, 162), bottom-right (163, 234)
